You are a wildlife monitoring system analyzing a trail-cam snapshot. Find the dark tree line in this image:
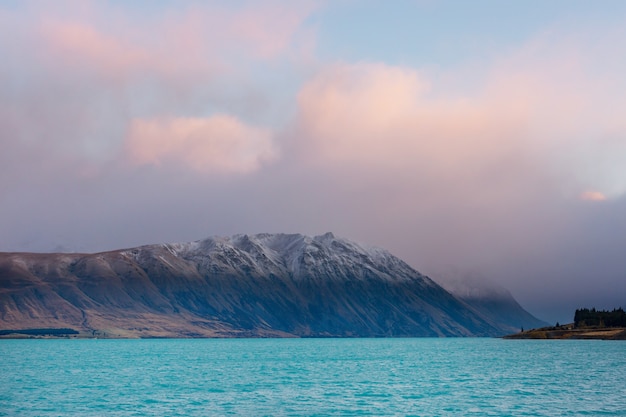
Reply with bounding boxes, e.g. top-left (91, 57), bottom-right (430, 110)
top-left (574, 308), bottom-right (626, 328)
